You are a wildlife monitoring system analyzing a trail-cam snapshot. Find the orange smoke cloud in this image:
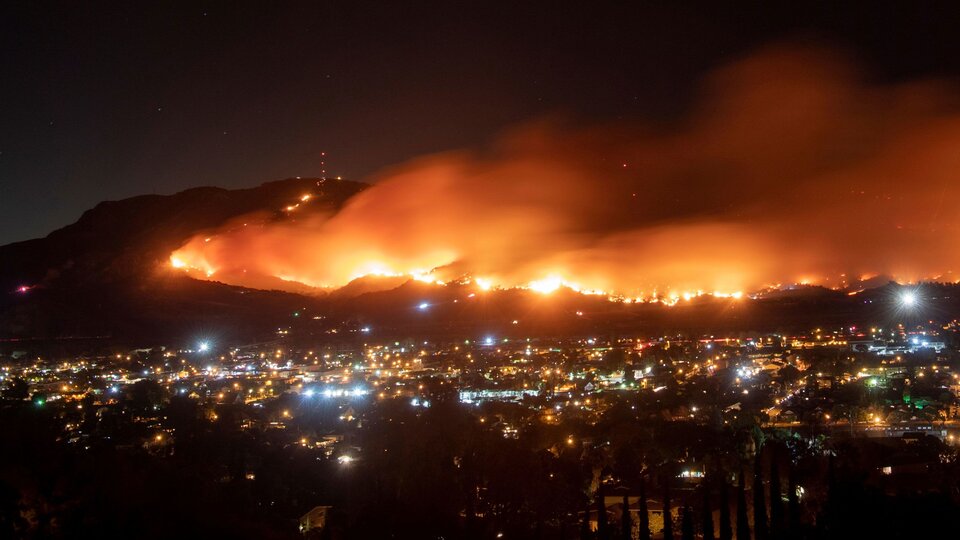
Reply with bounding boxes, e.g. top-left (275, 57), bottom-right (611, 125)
top-left (171, 44), bottom-right (960, 298)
